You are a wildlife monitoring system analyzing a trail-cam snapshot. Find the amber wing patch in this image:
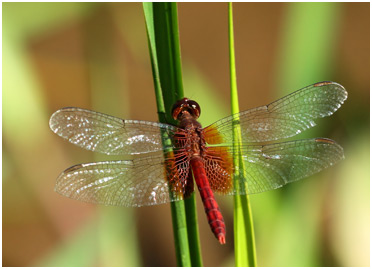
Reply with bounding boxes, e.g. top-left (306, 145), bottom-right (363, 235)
top-left (203, 147), bottom-right (234, 195)
top-left (163, 149), bottom-right (192, 200)
top-left (204, 124), bottom-right (225, 144)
